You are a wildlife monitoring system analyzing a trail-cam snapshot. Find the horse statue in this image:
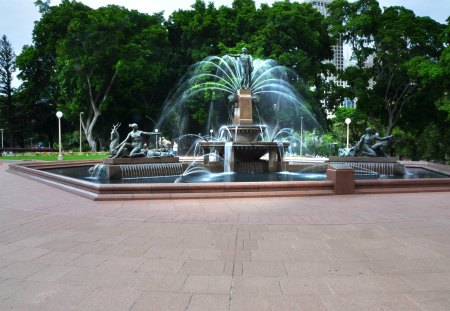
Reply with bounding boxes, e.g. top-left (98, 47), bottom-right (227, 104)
top-left (108, 123), bottom-right (121, 157)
